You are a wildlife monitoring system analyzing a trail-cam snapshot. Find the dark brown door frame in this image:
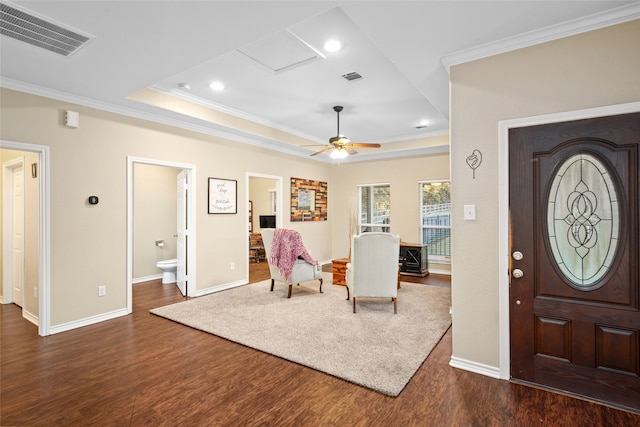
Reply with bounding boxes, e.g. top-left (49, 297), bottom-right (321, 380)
top-left (497, 102), bottom-right (640, 380)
